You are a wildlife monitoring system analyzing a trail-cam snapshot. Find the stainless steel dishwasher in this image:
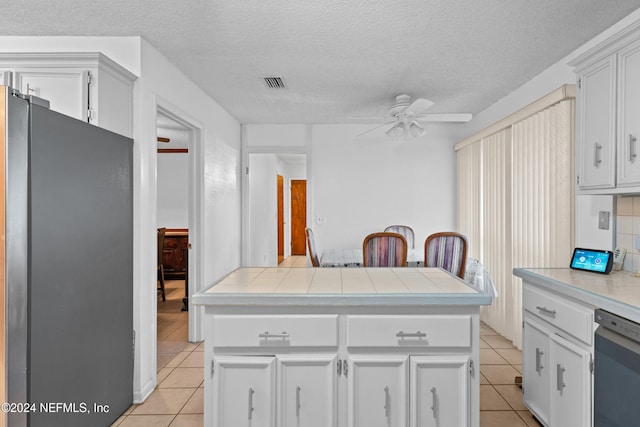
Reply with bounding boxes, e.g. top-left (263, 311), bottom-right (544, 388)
top-left (594, 309), bottom-right (640, 426)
